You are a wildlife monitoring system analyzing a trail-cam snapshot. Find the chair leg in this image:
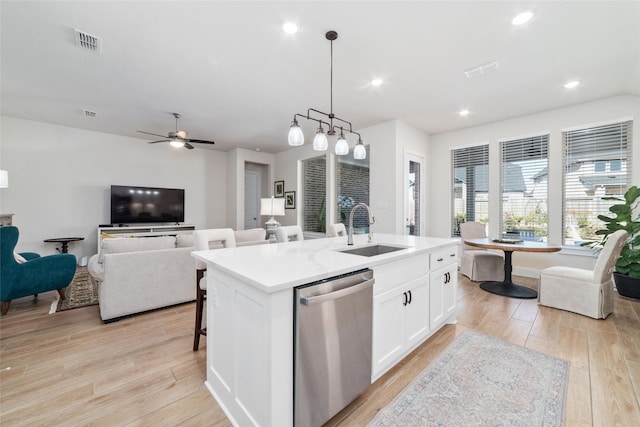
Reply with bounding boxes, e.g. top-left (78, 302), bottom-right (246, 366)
top-left (57, 288), bottom-right (66, 300)
top-left (193, 268), bottom-right (207, 351)
top-left (193, 287), bottom-right (206, 351)
top-left (1, 300), bottom-right (10, 316)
